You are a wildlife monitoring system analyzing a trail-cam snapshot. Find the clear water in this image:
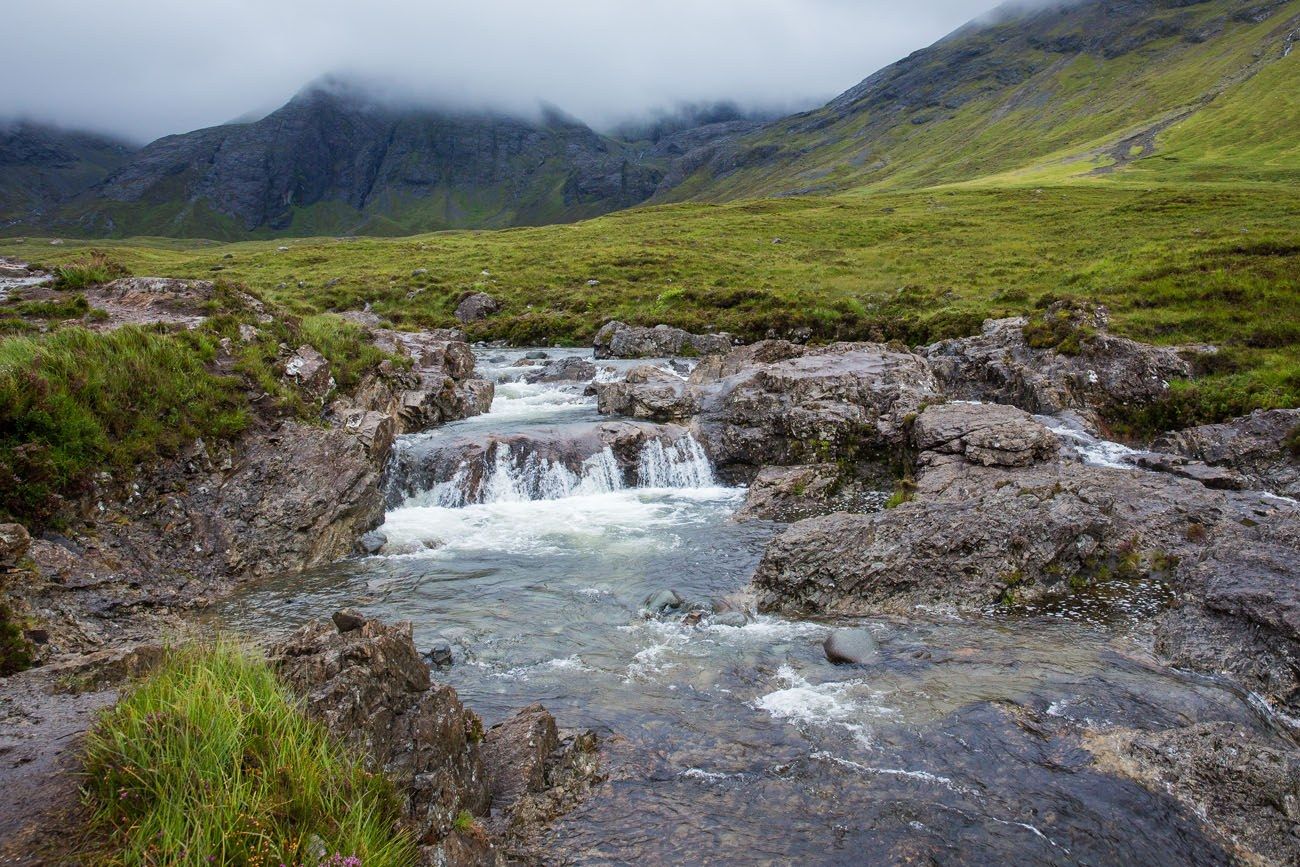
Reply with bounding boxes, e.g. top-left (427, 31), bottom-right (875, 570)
top-left (213, 348), bottom-right (1279, 865)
